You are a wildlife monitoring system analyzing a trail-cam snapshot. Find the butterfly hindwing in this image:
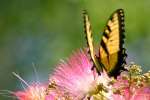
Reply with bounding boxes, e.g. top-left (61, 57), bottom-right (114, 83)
top-left (99, 9), bottom-right (127, 76)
